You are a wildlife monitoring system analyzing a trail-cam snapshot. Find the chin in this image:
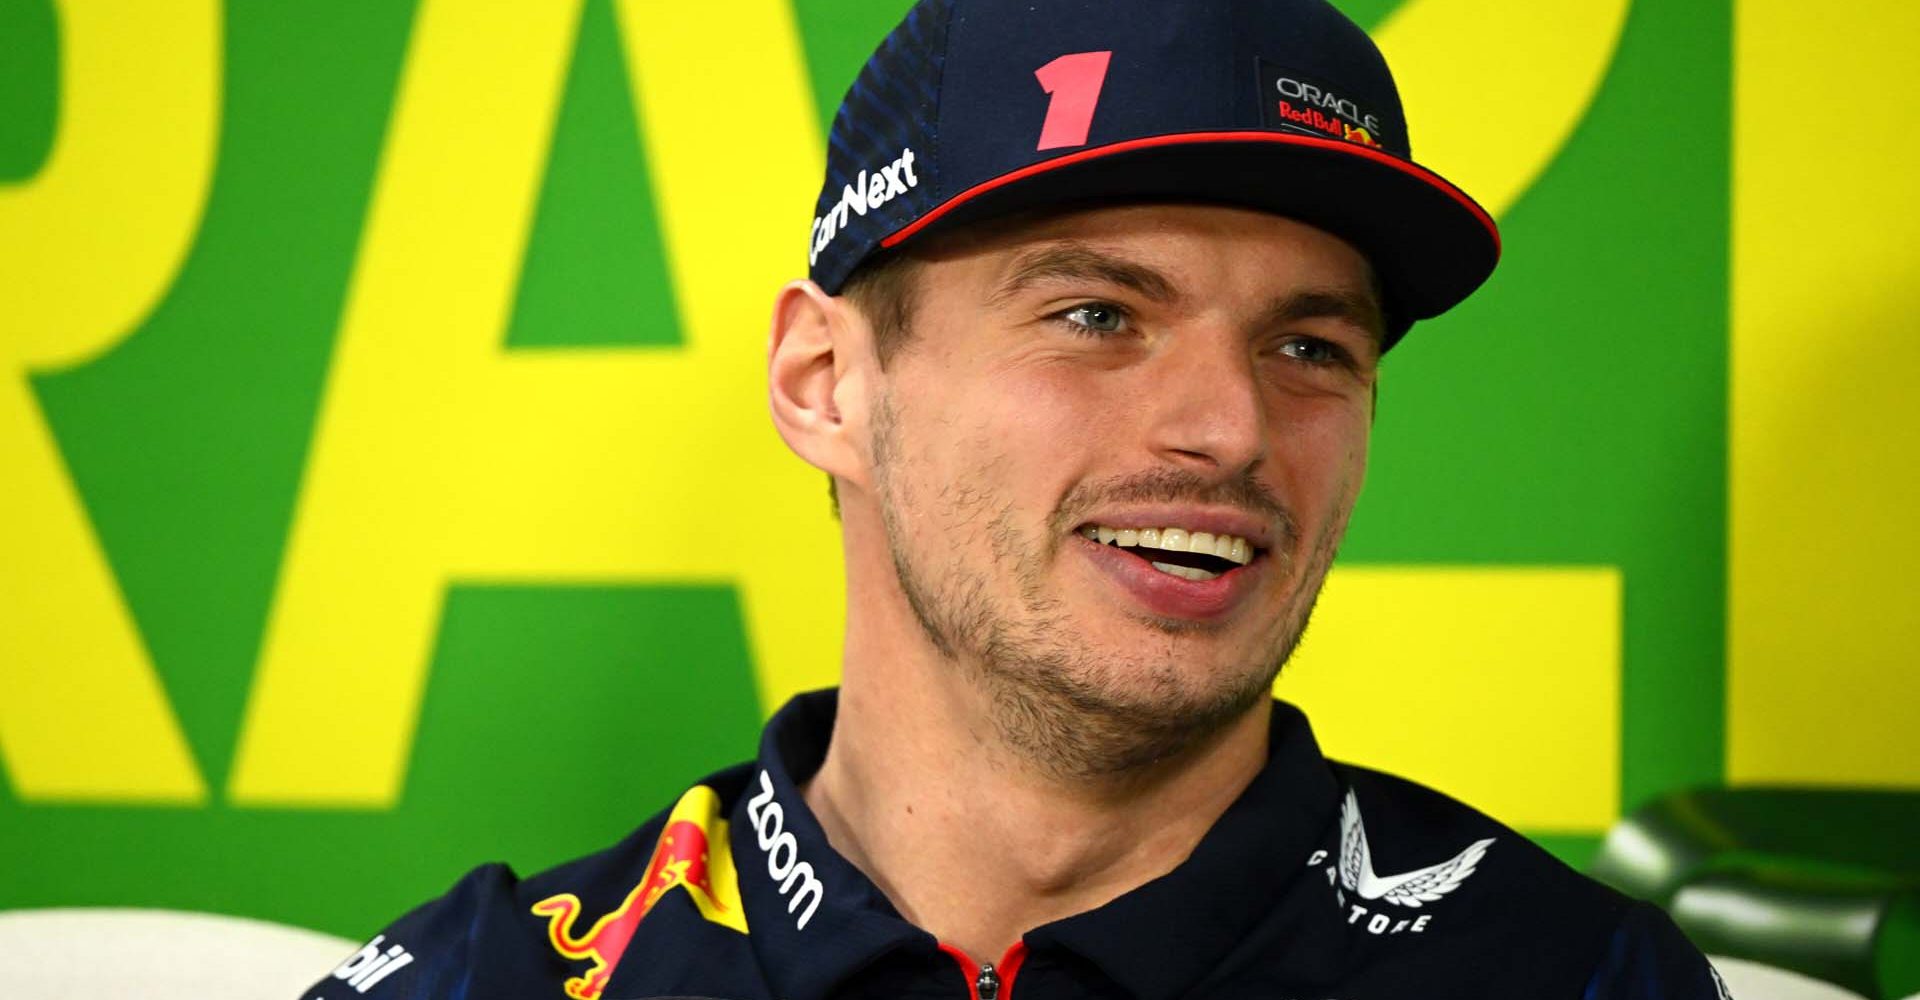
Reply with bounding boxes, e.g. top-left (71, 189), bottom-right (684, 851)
top-left (985, 644), bottom-right (1278, 780)
top-left (1056, 635), bottom-right (1282, 719)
